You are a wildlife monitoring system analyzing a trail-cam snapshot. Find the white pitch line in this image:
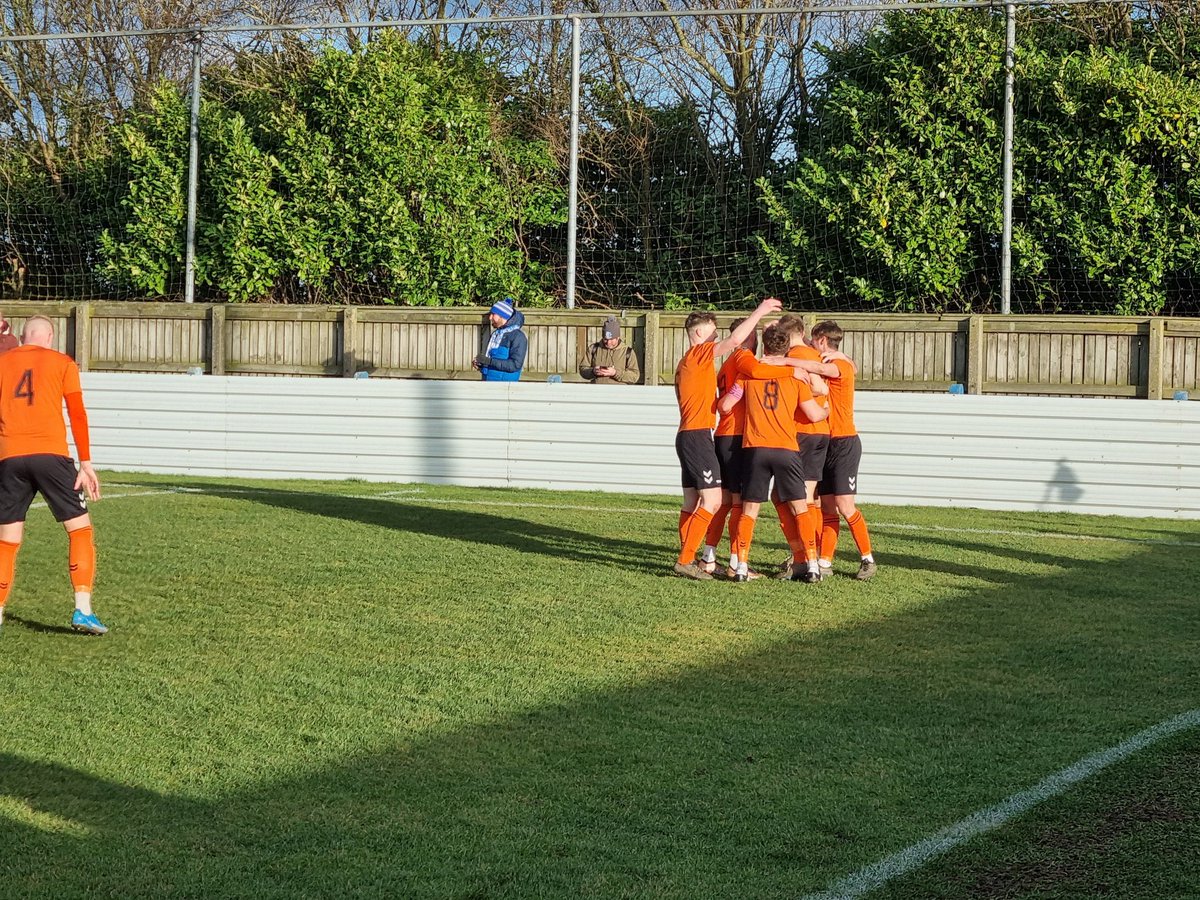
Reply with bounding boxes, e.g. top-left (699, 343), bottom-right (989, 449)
top-left (27, 488), bottom-right (181, 511)
top-left (804, 708), bottom-right (1200, 900)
